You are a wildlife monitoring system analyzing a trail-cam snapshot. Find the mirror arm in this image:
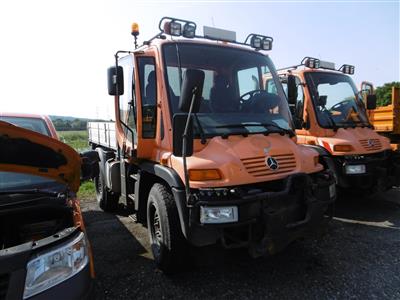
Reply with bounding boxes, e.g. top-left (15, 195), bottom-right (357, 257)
top-left (182, 87), bottom-right (198, 205)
